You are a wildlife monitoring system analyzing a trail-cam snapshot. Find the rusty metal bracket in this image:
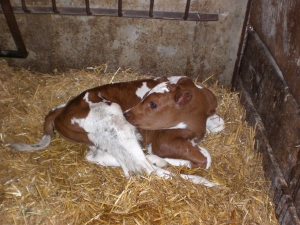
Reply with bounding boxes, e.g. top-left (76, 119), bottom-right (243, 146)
top-left (118, 0), bottom-right (122, 17)
top-left (0, 0), bottom-right (28, 58)
top-left (20, 0), bottom-right (30, 13)
top-left (51, 0), bottom-right (59, 14)
top-left (149, 0), bottom-right (154, 18)
top-left (0, 0), bottom-right (218, 21)
top-left (84, 0), bottom-right (92, 15)
top-left (183, 0), bottom-right (191, 20)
